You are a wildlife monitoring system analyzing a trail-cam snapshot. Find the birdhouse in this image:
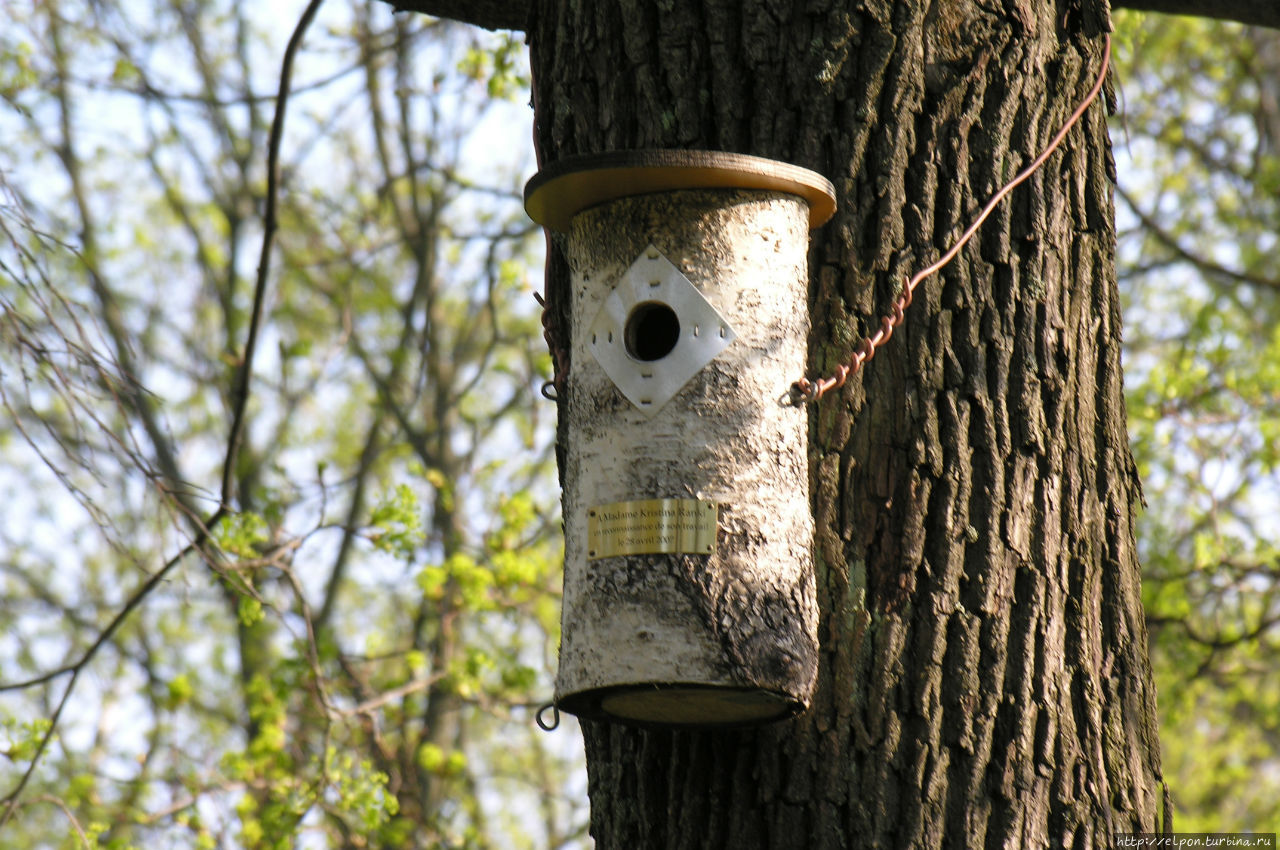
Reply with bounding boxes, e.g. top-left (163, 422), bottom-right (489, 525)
top-left (525, 150), bottom-right (835, 726)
